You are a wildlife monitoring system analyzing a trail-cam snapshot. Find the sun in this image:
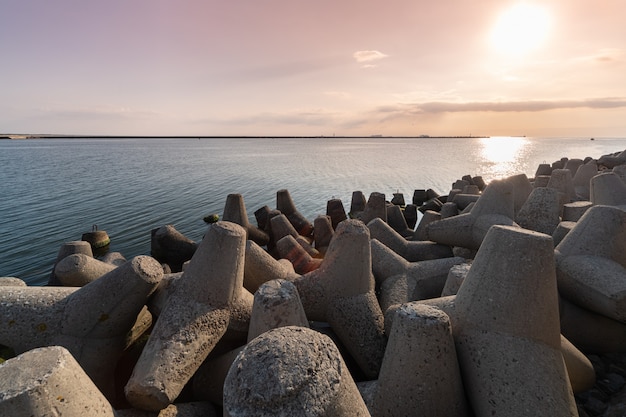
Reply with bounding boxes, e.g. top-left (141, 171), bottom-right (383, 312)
top-left (490, 3), bottom-right (551, 56)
